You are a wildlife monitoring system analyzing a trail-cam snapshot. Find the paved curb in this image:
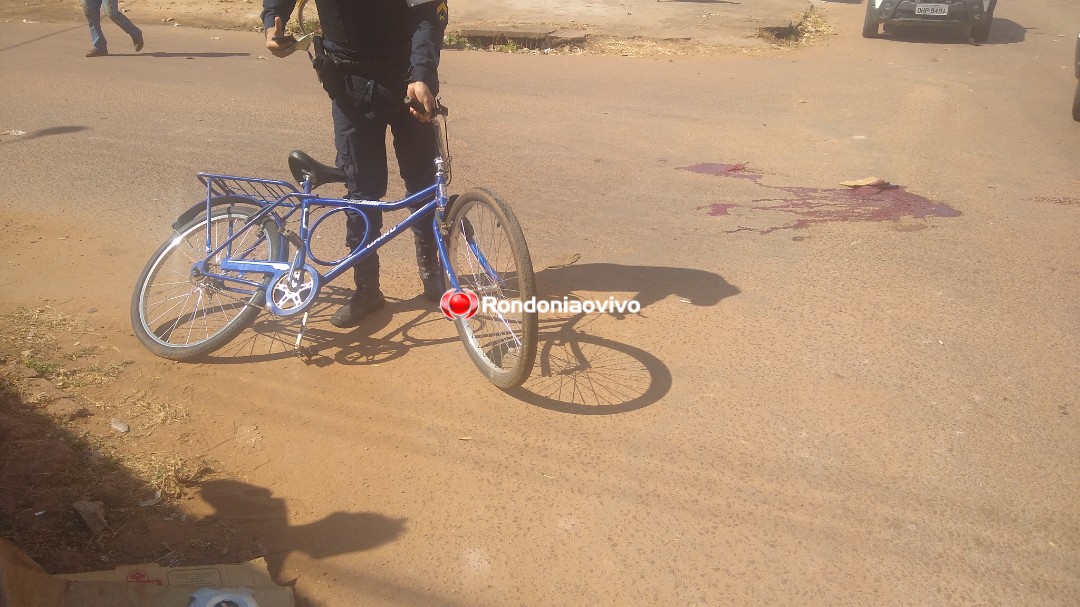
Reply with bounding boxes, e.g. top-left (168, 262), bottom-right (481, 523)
top-left (449, 0), bottom-right (816, 47)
